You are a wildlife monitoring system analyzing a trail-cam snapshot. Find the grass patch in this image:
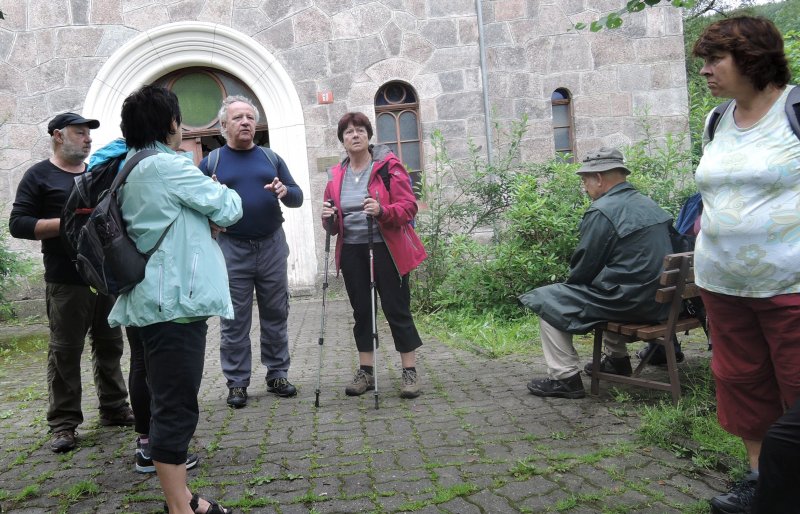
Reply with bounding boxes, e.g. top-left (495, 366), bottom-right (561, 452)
top-left (0, 334), bottom-right (47, 365)
top-left (416, 309), bottom-right (540, 357)
top-left (14, 484), bottom-right (39, 501)
top-left (65, 480), bottom-right (99, 501)
top-left (637, 359), bottom-right (745, 472)
top-left (395, 483), bottom-right (479, 511)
